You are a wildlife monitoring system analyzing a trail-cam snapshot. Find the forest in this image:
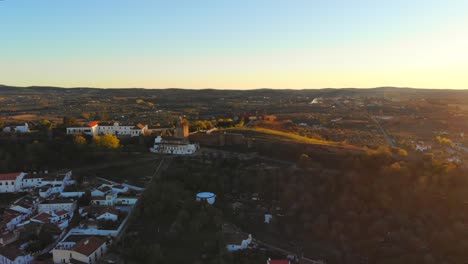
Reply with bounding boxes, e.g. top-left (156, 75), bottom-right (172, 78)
top-left (113, 145), bottom-right (468, 263)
